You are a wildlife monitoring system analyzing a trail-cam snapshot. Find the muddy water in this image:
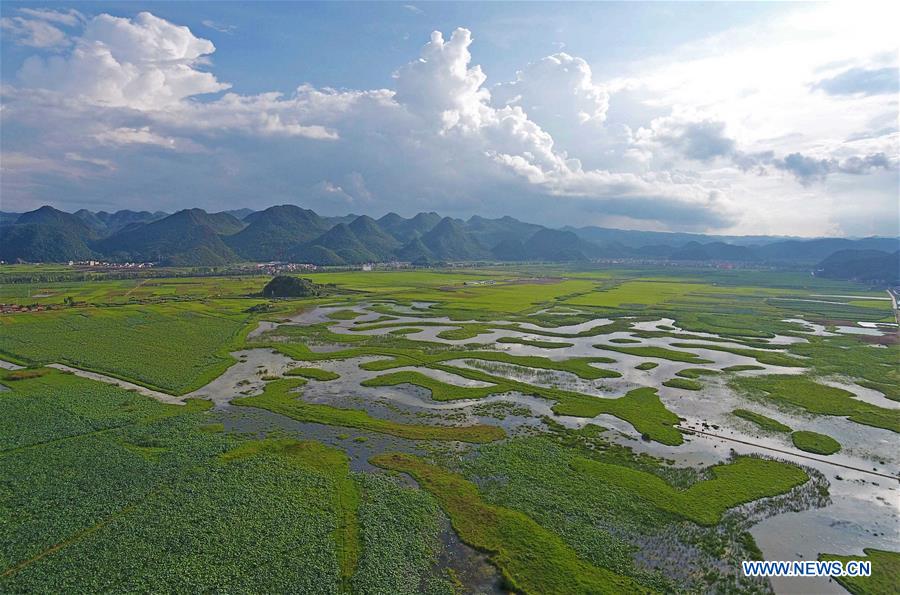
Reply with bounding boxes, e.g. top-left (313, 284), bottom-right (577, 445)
top-left (783, 318), bottom-right (838, 337)
top-left (184, 348), bottom-right (300, 407)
